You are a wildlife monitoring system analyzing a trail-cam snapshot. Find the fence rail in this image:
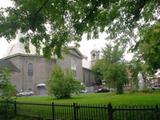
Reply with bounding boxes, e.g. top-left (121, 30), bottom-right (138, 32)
top-left (0, 101), bottom-right (160, 120)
